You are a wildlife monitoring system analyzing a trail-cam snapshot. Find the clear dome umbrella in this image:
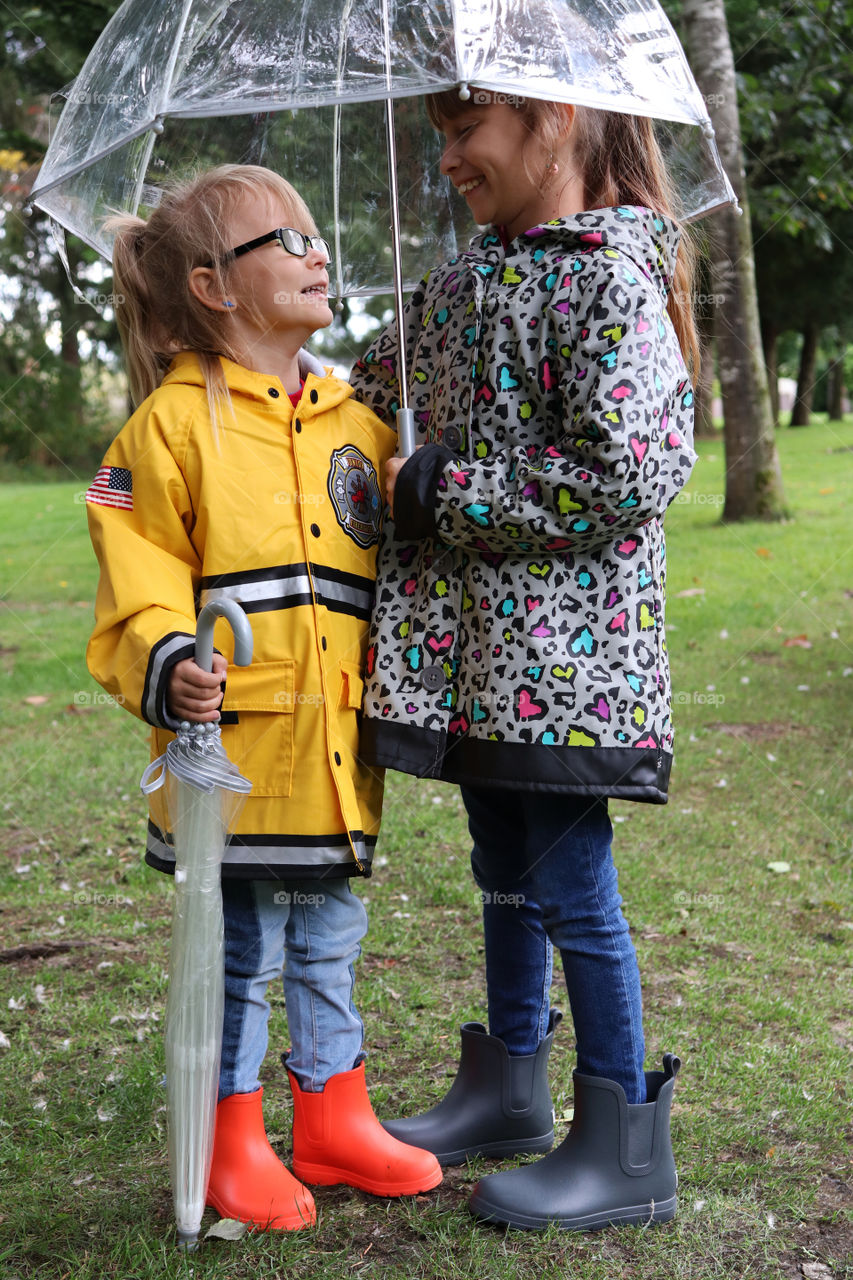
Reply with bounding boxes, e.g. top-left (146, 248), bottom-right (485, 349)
top-left (140, 599), bottom-right (253, 1249)
top-left (30, 0), bottom-right (736, 453)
